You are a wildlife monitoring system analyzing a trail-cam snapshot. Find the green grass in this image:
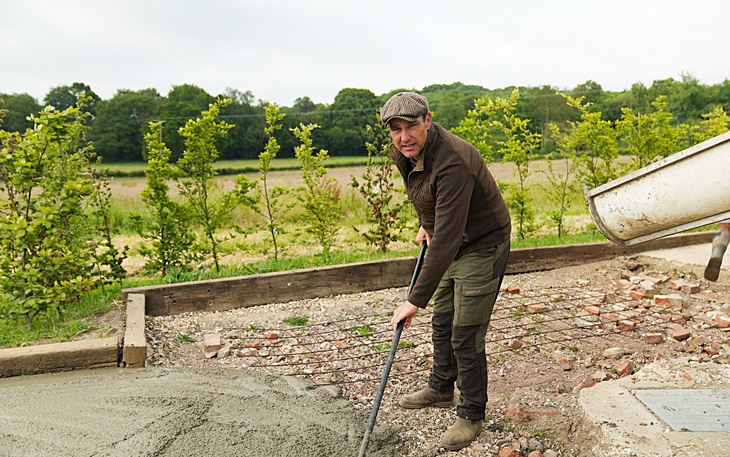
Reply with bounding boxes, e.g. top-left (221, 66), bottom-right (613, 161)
top-left (348, 325), bottom-right (373, 338)
top-left (95, 156), bottom-right (370, 177)
top-left (0, 285), bottom-right (120, 348)
top-left (283, 315), bottom-right (308, 326)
